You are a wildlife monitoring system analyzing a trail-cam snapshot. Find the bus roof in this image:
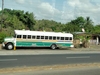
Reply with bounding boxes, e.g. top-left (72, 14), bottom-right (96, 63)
top-left (14, 30), bottom-right (73, 37)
